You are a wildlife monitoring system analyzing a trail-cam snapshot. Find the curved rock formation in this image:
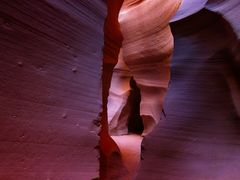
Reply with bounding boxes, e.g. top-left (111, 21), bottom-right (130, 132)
top-left (108, 0), bottom-right (181, 136)
top-left (136, 2), bottom-right (240, 179)
top-left (171, 0), bottom-right (208, 22)
top-left (1, 0), bottom-right (240, 179)
top-left (106, 0), bottom-right (240, 179)
top-left (105, 0), bottom-right (181, 178)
